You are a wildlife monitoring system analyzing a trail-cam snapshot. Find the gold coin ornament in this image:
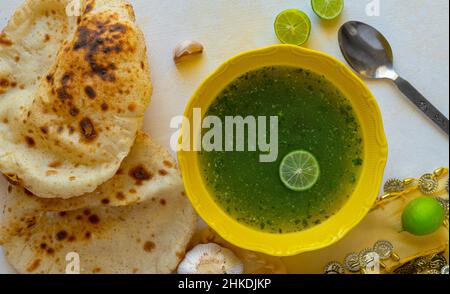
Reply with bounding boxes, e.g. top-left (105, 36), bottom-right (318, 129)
top-left (418, 173), bottom-right (439, 195)
top-left (394, 254), bottom-right (448, 274)
top-left (358, 248), bottom-right (378, 267)
top-left (324, 261), bottom-right (345, 274)
top-left (383, 178), bottom-right (405, 193)
top-left (436, 197), bottom-right (449, 217)
top-left (428, 254), bottom-right (447, 270)
top-left (412, 256), bottom-right (430, 273)
top-left (325, 239), bottom-right (447, 274)
top-left (373, 240), bottom-right (400, 261)
top-left (422, 269), bottom-right (441, 274)
top-left (394, 264), bottom-right (414, 274)
top-left (358, 248), bottom-right (383, 274)
top-left (344, 253), bottom-right (361, 273)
